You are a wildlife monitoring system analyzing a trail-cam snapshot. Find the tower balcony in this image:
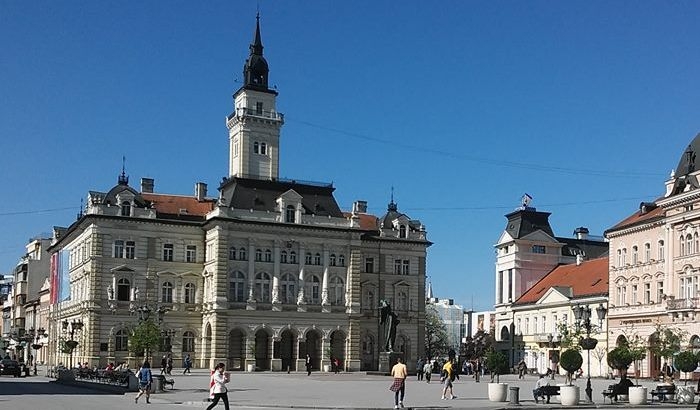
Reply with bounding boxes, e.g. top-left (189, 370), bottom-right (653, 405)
top-left (227, 107), bottom-right (284, 123)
